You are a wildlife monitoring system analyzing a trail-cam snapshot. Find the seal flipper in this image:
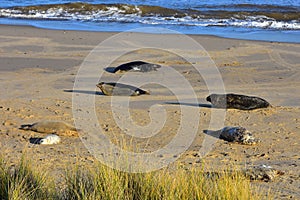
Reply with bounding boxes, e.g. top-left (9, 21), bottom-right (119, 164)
top-left (206, 96), bottom-right (211, 102)
top-left (20, 124), bottom-right (33, 130)
top-left (69, 126), bottom-right (78, 131)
